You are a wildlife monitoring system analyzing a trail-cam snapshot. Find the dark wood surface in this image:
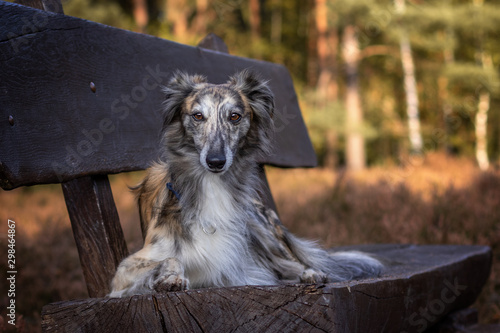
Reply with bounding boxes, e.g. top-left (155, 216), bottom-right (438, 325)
top-left (14, 0), bottom-right (64, 13)
top-left (41, 244), bottom-right (492, 333)
top-left (0, 1), bottom-right (316, 190)
top-left (197, 33), bottom-right (230, 54)
top-left (62, 175), bottom-right (129, 297)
